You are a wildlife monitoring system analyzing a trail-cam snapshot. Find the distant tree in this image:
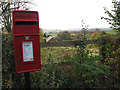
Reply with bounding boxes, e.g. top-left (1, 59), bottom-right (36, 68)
top-left (72, 33), bottom-right (82, 40)
top-left (89, 31), bottom-right (106, 40)
top-left (47, 35), bottom-right (52, 38)
top-left (58, 31), bottom-right (71, 40)
top-left (0, 0), bottom-right (32, 33)
top-left (43, 33), bottom-right (47, 38)
top-left (101, 0), bottom-right (120, 33)
top-left (40, 28), bottom-right (44, 42)
top-left (96, 28), bottom-right (100, 31)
